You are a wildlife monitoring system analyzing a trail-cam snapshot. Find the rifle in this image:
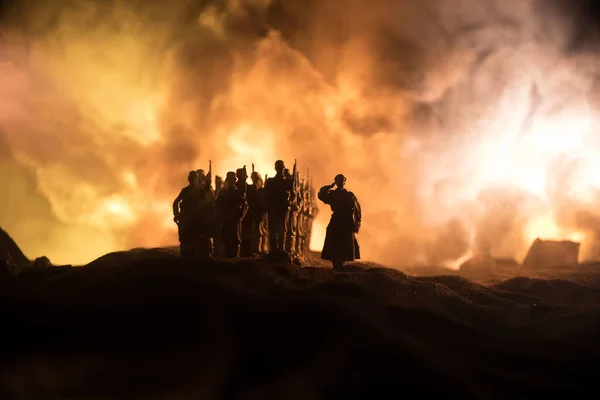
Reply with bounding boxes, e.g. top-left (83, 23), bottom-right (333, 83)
top-left (292, 159), bottom-right (297, 192)
top-left (207, 160), bottom-right (212, 189)
top-left (241, 165), bottom-right (249, 217)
